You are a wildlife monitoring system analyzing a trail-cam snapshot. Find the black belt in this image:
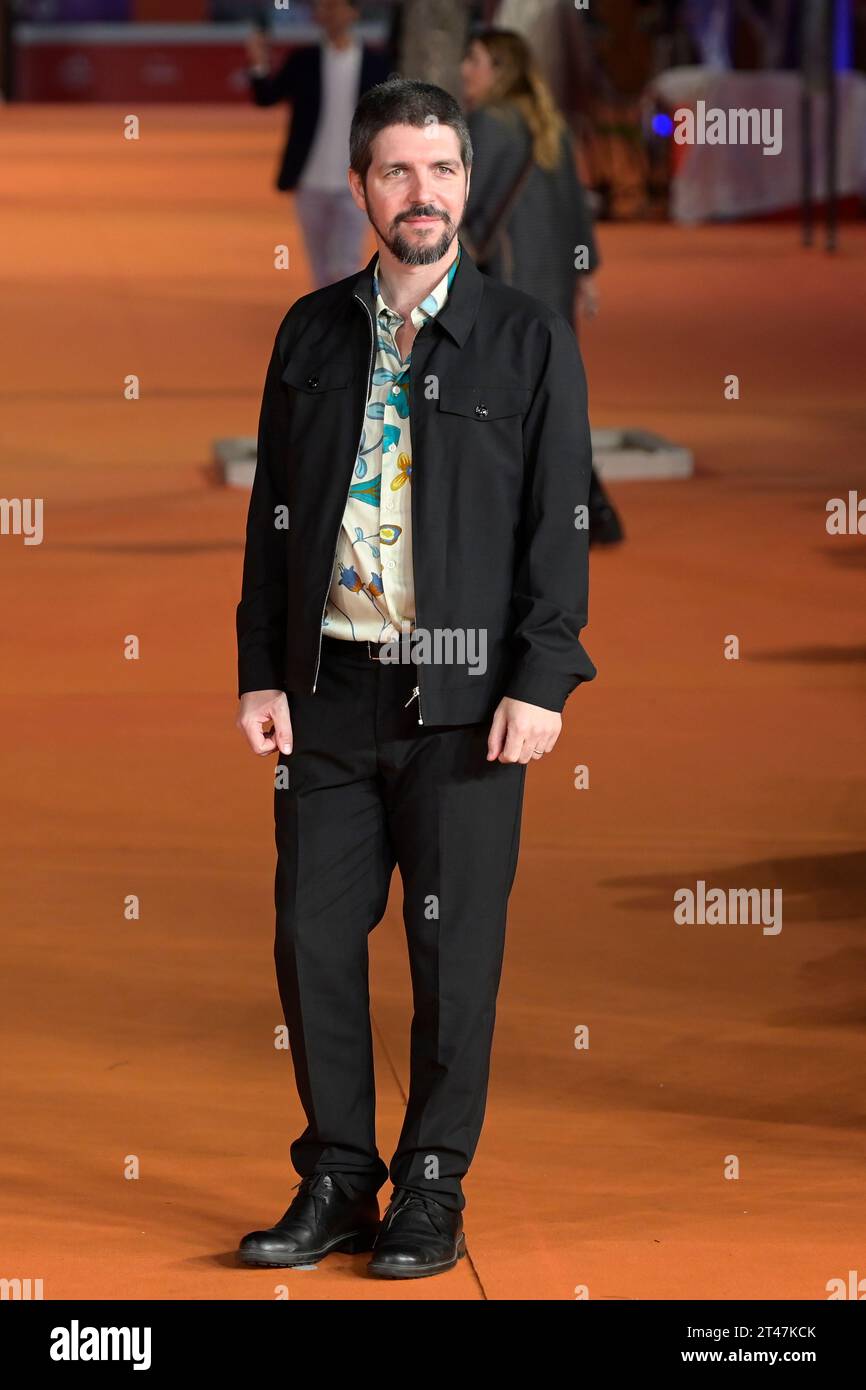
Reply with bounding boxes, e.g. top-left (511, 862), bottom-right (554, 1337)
top-left (321, 634), bottom-right (397, 664)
